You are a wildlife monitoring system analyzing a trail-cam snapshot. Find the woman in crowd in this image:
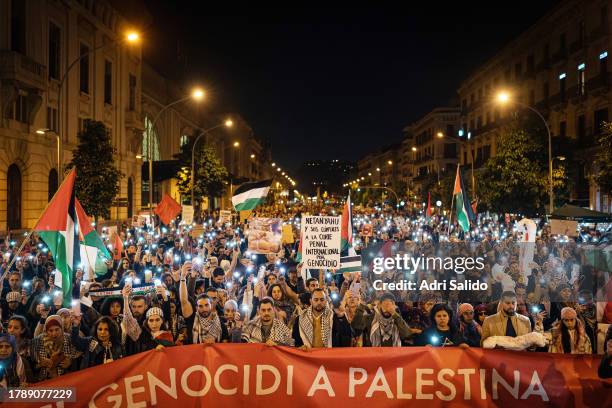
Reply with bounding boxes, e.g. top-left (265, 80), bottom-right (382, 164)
top-left (416, 304), bottom-right (467, 347)
top-left (267, 283), bottom-right (295, 324)
top-left (70, 316), bottom-right (123, 368)
top-left (222, 300), bottom-right (243, 343)
top-left (549, 307), bottom-right (592, 354)
top-left (30, 315), bottom-right (74, 381)
top-left (0, 333), bottom-right (27, 388)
